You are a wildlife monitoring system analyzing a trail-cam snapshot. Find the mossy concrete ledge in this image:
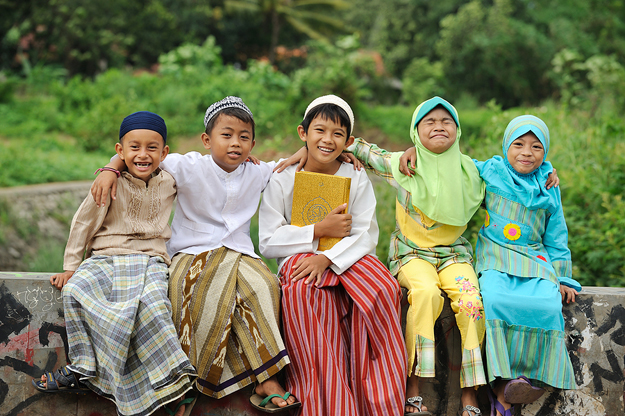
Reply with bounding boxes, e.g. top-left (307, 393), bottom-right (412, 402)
top-left (1, 272), bottom-right (624, 416)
